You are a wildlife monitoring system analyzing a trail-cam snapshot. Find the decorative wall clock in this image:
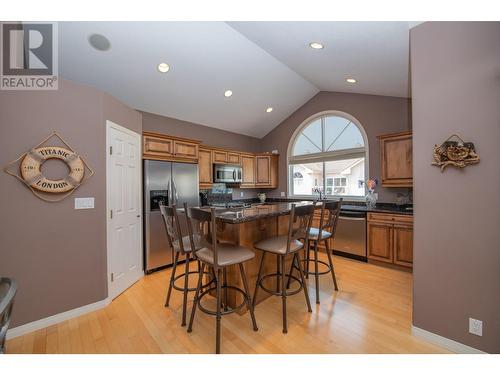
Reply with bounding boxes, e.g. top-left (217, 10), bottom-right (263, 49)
top-left (4, 132), bottom-right (94, 202)
top-left (431, 134), bottom-right (480, 172)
